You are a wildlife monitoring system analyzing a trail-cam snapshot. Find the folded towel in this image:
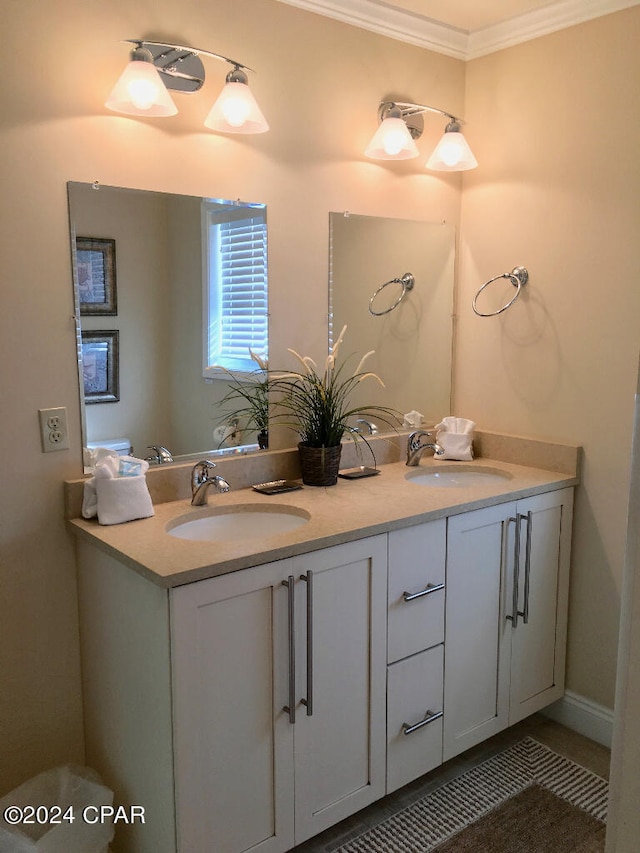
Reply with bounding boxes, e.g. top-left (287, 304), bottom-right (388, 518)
top-left (82, 454), bottom-right (154, 525)
top-left (95, 475), bottom-right (154, 525)
top-left (403, 410), bottom-right (424, 428)
top-left (435, 416), bottom-right (476, 436)
top-left (434, 416), bottom-right (476, 461)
